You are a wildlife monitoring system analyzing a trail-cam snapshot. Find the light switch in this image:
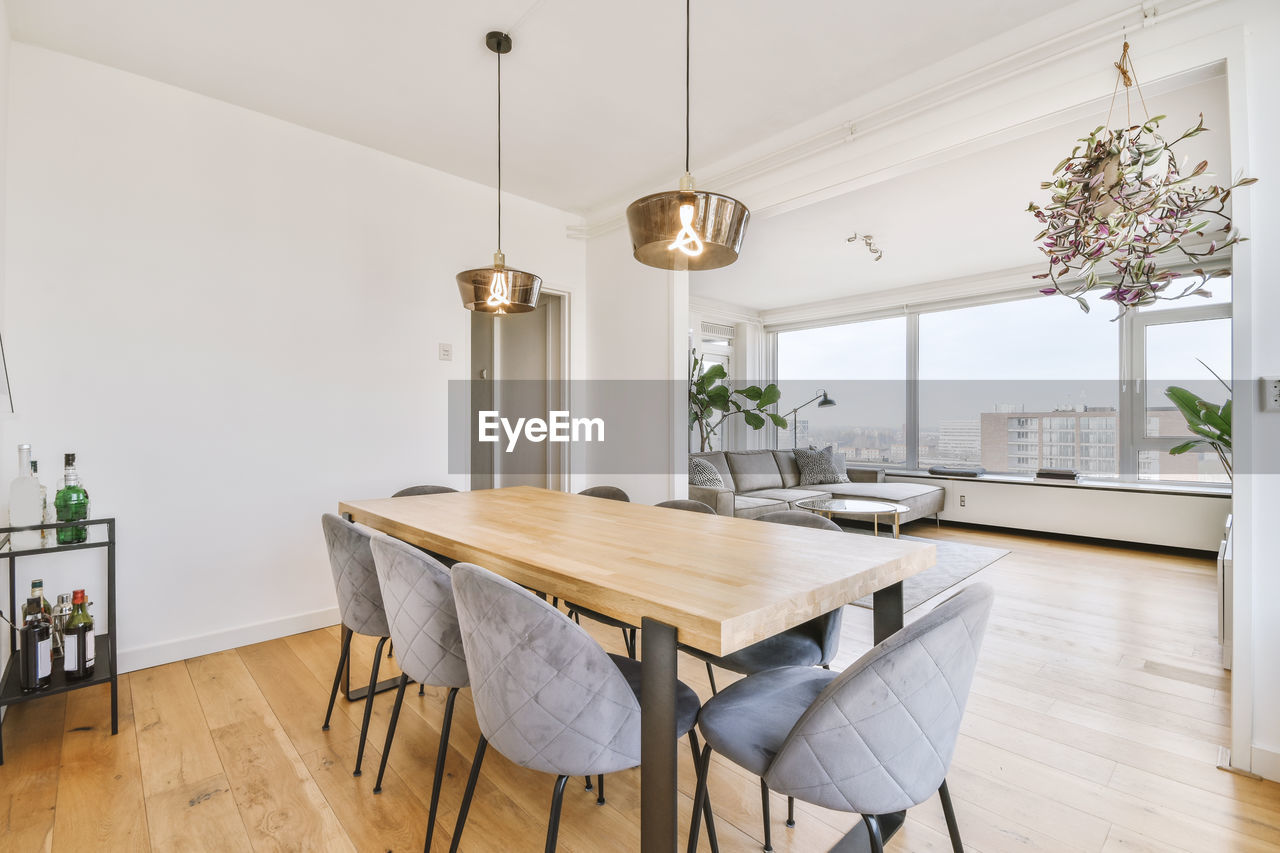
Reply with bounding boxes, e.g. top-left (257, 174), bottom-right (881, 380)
top-left (438, 343), bottom-right (453, 362)
top-left (1263, 376), bottom-right (1280, 412)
